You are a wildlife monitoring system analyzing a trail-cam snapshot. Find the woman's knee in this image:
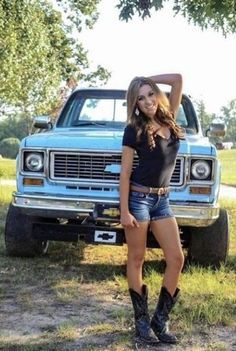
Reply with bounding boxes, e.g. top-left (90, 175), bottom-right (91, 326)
top-left (128, 252), bottom-right (145, 269)
top-left (166, 251), bottom-right (185, 271)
